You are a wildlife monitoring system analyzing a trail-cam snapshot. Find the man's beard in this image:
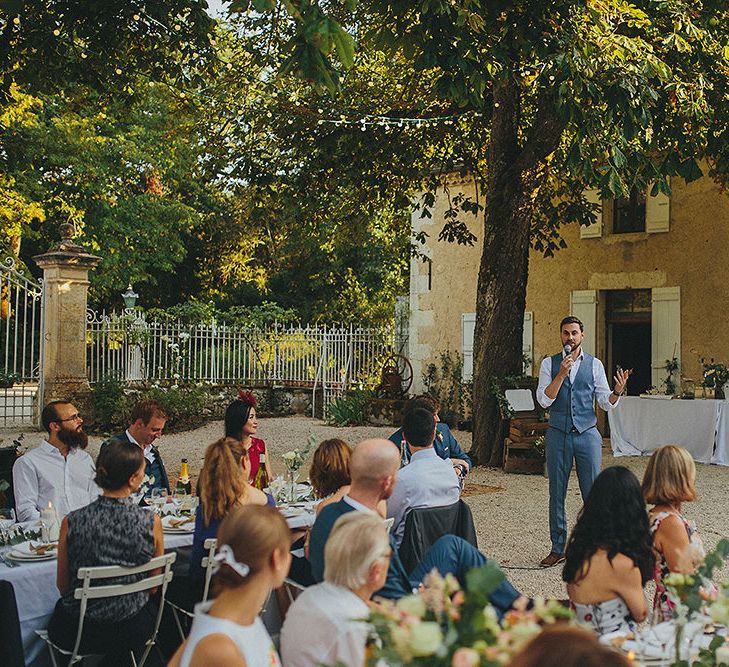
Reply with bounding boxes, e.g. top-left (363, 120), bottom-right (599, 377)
top-left (57, 425), bottom-right (89, 450)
